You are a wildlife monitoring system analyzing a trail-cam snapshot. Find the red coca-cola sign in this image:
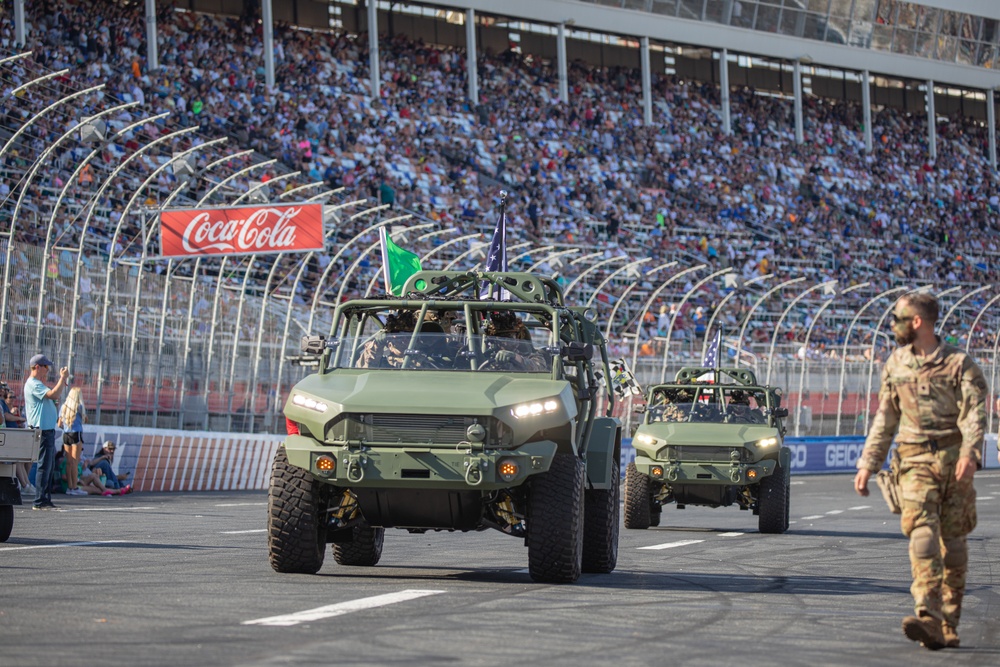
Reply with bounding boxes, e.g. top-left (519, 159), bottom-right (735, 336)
top-left (159, 204), bottom-right (324, 258)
